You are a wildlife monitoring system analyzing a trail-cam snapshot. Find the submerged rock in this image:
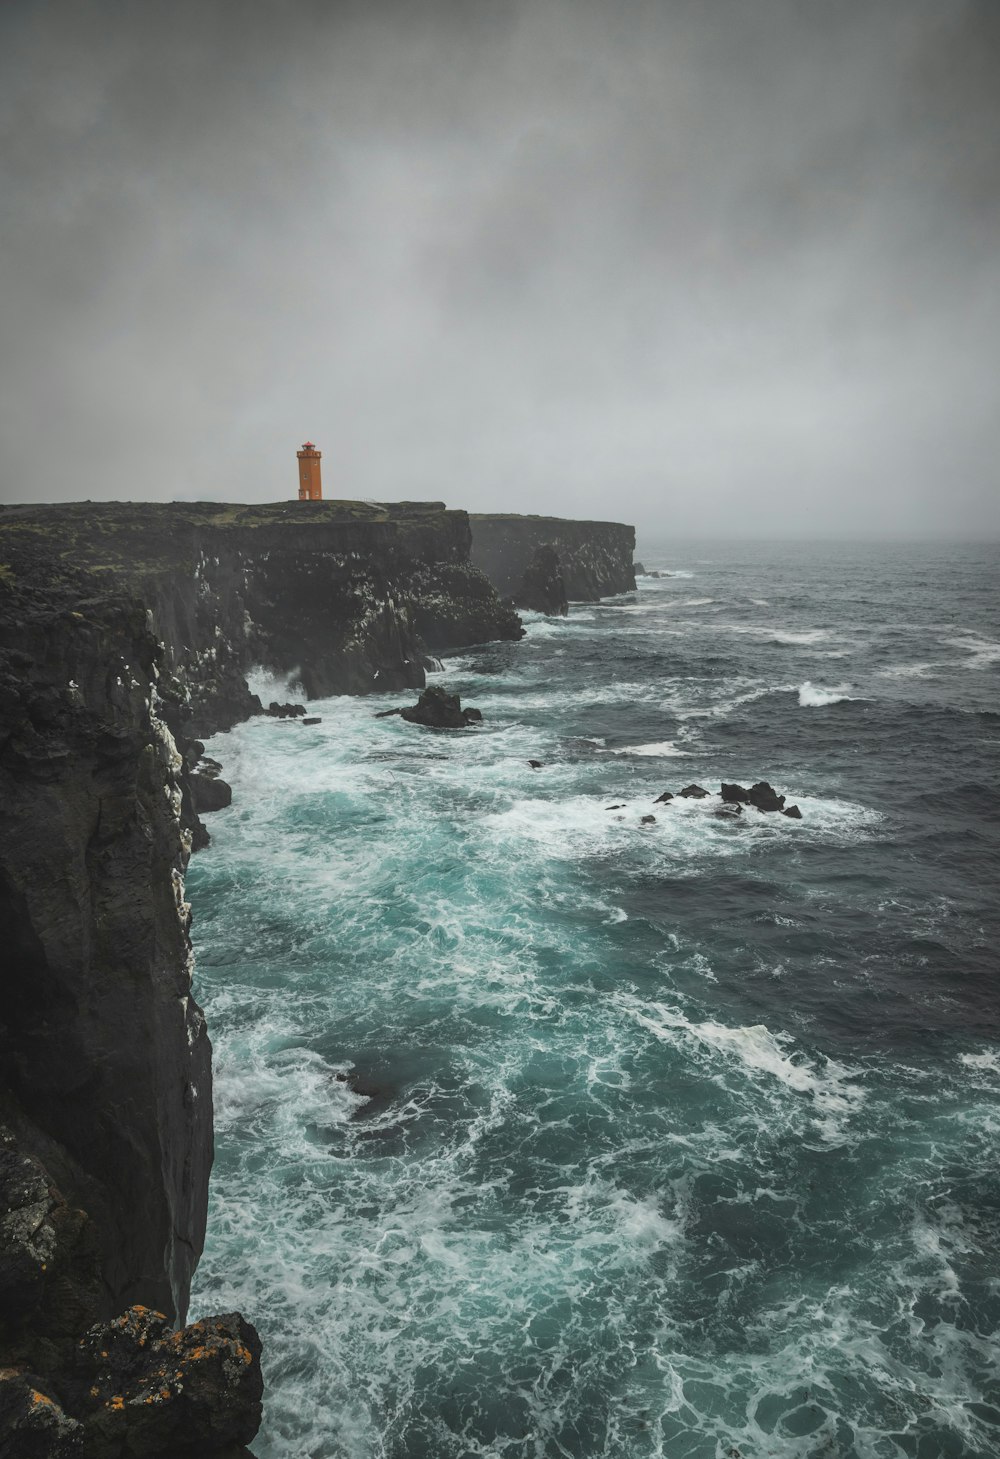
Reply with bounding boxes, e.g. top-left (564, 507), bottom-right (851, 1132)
top-left (301, 716), bottom-right (322, 726)
top-left (528, 759), bottom-right (543, 769)
top-left (399, 686), bottom-right (483, 729)
top-left (640, 814), bottom-right (656, 824)
top-left (714, 802), bottom-right (743, 820)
